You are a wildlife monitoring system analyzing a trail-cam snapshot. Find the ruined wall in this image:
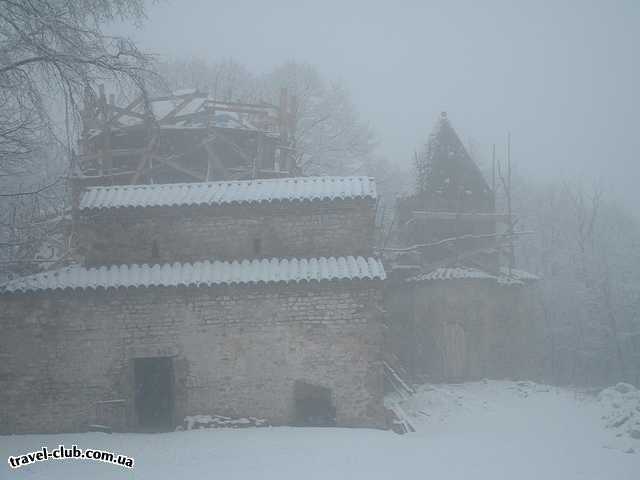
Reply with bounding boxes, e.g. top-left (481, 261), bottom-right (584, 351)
top-left (0, 282), bottom-right (384, 434)
top-left (75, 200), bottom-right (375, 266)
top-left (385, 280), bottom-right (543, 384)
